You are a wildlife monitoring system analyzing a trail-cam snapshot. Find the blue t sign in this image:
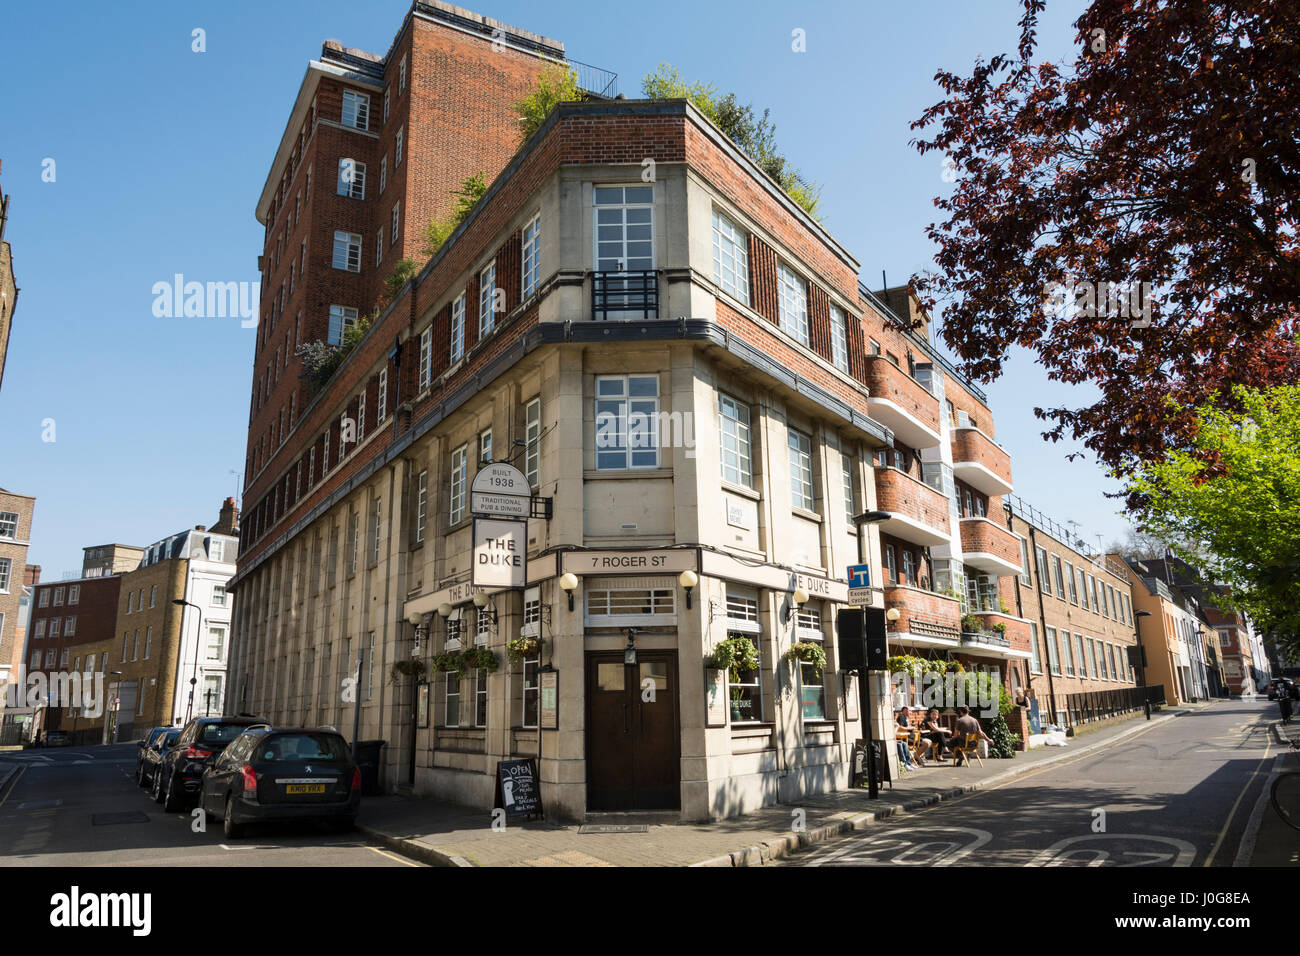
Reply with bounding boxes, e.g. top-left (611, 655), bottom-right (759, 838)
top-left (848, 564), bottom-right (871, 588)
